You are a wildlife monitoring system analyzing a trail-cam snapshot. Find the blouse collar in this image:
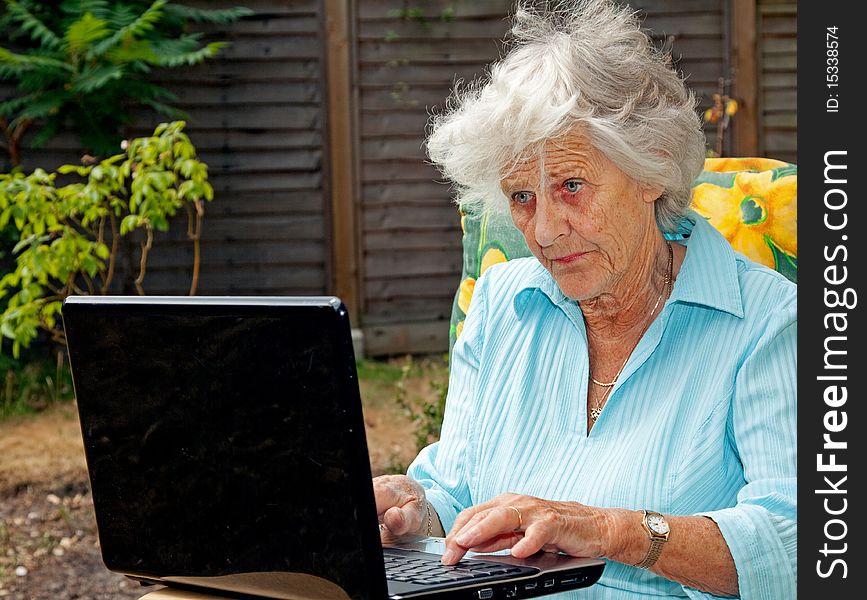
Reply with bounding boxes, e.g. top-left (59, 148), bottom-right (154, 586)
top-left (513, 211), bottom-right (745, 319)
